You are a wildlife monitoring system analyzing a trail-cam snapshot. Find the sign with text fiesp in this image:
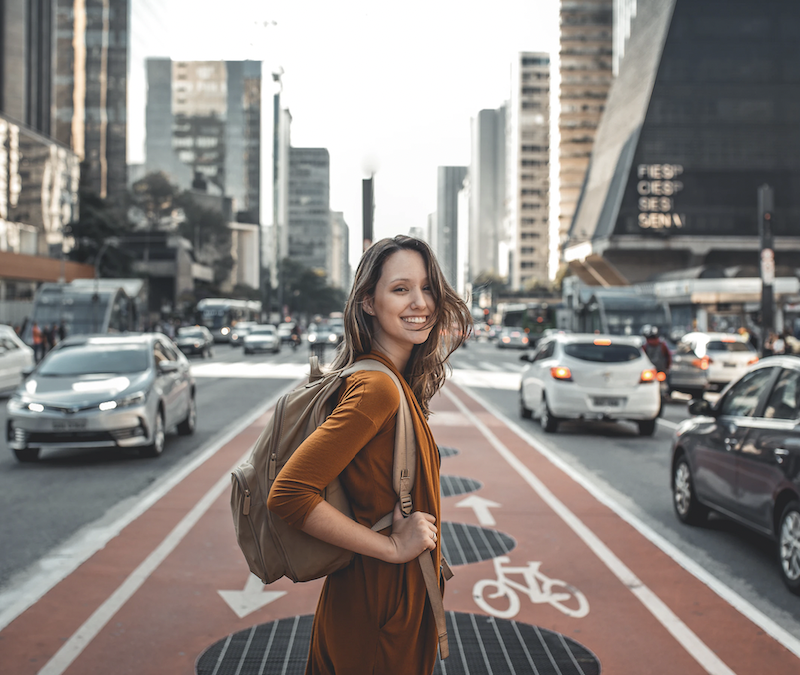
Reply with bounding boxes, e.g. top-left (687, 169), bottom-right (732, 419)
top-left (637, 164), bottom-right (686, 230)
